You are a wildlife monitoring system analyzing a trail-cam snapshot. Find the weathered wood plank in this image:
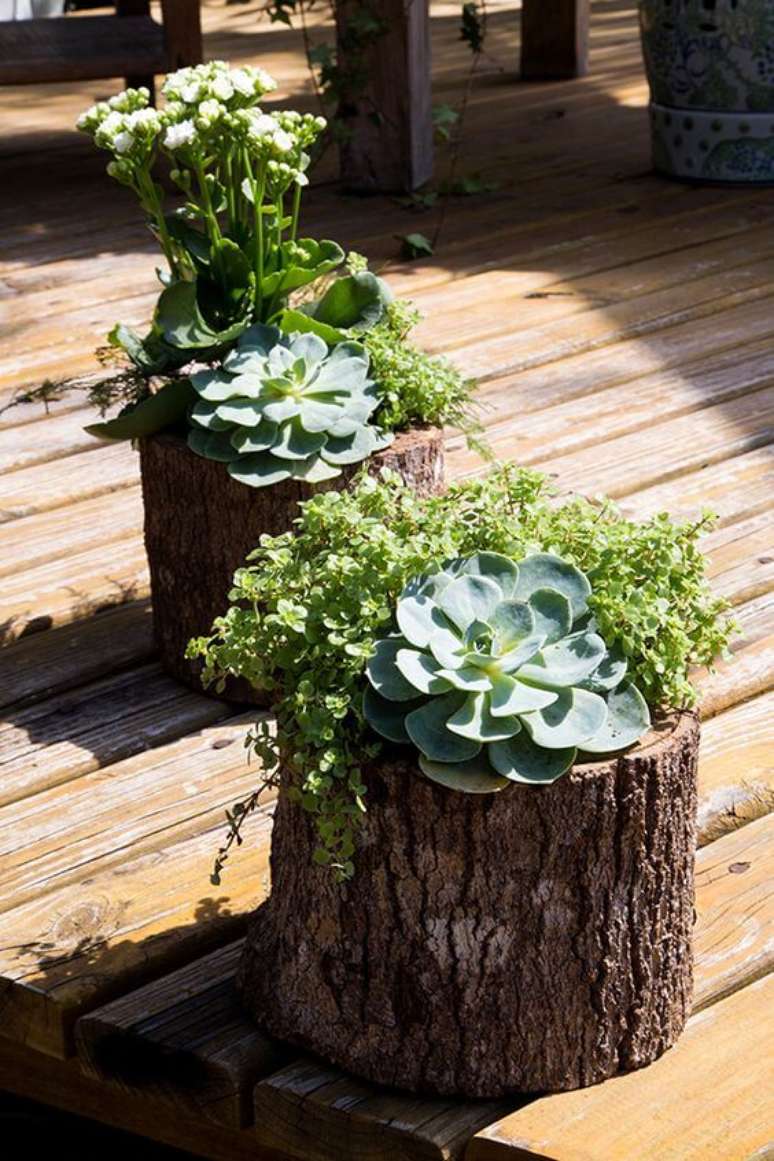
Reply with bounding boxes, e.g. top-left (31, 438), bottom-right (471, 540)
top-left (467, 978), bottom-right (774, 1161)
top-left (0, 442), bottom-right (138, 523)
top-left (0, 800), bottom-right (274, 1057)
top-left (0, 1039), bottom-right (290, 1161)
top-left (0, 663), bottom-right (231, 806)
top-left (696, 692), bottom-right (774, 846)
top-left (0, 714), bottom-right (263, 909)
top-left (0, 485), bottom-right (143, 579)
top-left (247, 817), bottom-right (774, 1161)
top-left (695, 590), bottom-right (774, 720)
top-left (0, 406), bottom-right (98, 471)
top-left (0, 535), bottom-right (148, 643)
top-left (76, 940), bottom-right (289, 1128)
top-left (0, 599), bottom-right (153, 712)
